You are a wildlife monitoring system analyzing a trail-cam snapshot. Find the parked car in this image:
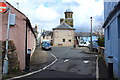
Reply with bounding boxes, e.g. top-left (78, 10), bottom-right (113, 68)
top-left (79, 41), bottom-right (90, 47)
top-left (41, 42), bottom-right (51, 50)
